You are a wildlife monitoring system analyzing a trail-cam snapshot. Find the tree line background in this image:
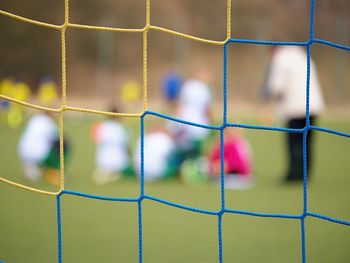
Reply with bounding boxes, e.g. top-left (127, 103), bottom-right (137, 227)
top-left (0, 0), bottom-right (349, 107)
